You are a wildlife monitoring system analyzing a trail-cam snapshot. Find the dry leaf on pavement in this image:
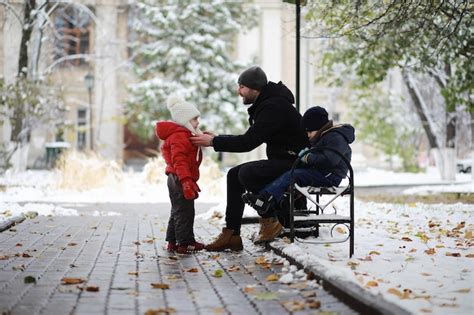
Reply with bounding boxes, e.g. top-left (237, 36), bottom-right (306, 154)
top-left (186, 267), bottom-right (199, 273)
top-left (145, 307), bottom-right (176, 314)
top-left (266, 274), bottom-right (279, 281)
top-left (151, 283), bottom-right (169, 289)
top-left (446, 252), bottom-right (461, 257)
top-left (61, 277), bottom-right (84, 285)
